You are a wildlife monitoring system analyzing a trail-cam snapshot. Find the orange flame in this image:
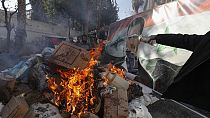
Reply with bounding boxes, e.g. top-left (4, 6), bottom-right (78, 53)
top-left (107, 63), bottom-right (125, 79)
top-left (47, 44), bottom-right (103, 116)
